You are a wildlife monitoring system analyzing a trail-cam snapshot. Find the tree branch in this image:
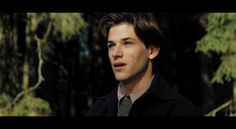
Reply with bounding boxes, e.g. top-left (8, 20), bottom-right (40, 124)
top-left (6, 21), bottom-right (52, 110)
